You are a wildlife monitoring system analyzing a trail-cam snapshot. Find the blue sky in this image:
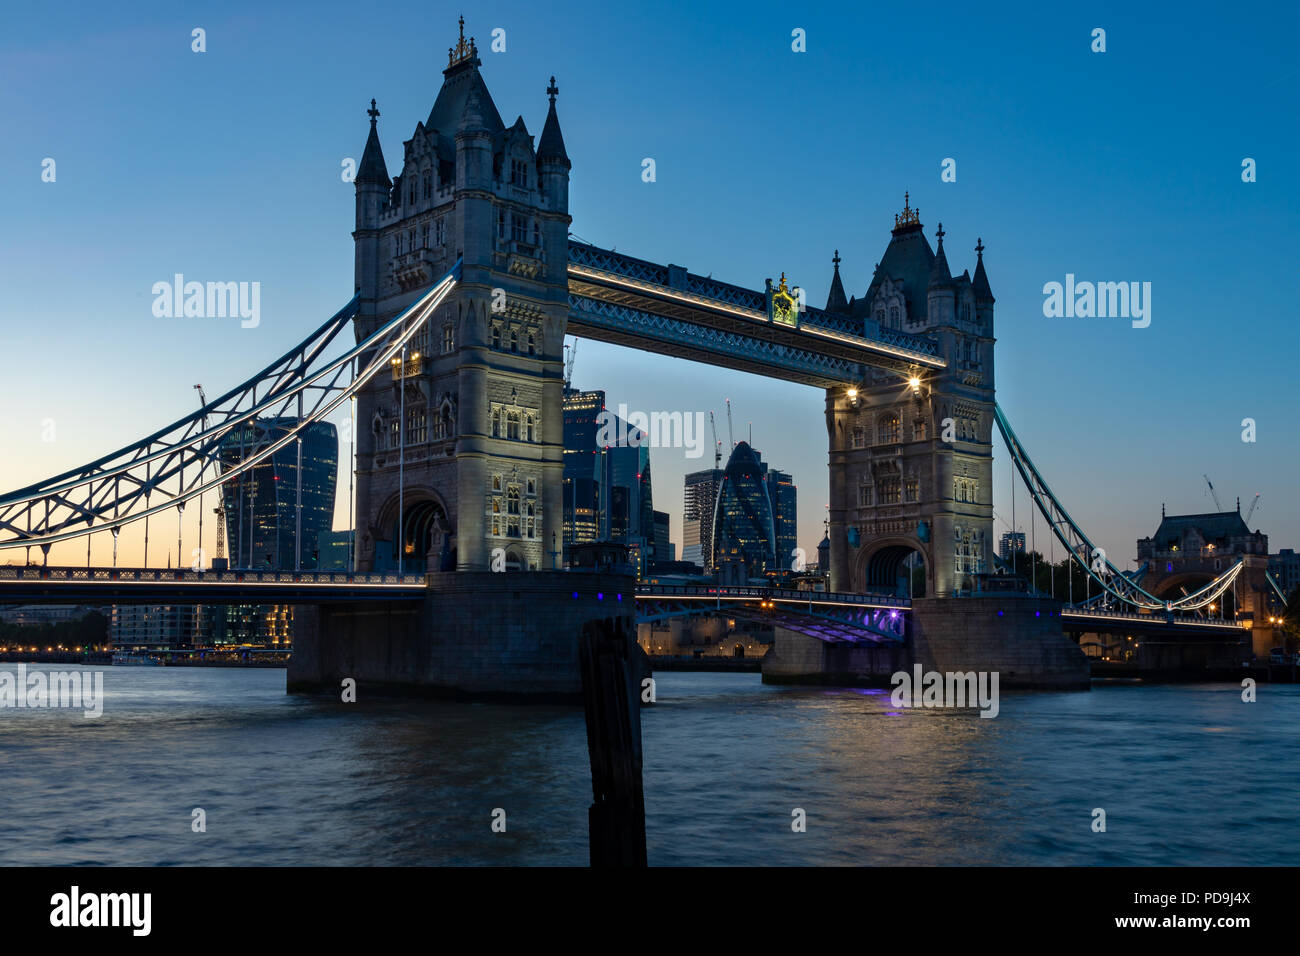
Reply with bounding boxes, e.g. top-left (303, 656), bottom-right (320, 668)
top-left (1, 0), bottom-right (1297, 567)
